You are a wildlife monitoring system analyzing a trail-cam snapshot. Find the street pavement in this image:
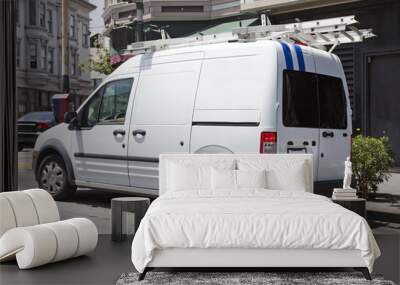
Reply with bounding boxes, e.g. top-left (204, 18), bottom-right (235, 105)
top-left (18, 149), bottom-right (400, 234)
